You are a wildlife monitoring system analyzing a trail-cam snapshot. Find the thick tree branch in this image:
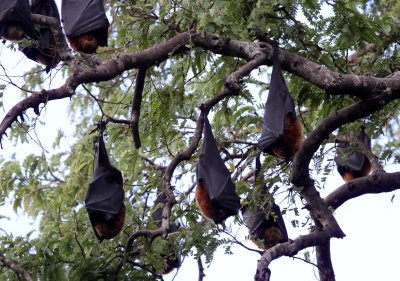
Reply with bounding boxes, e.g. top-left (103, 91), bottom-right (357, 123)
top-left (325, 171), bottom-right (400, 210)
top-left (292, 94), bottom-right (396, 177)
top-left (0, 251), bottom-right (33, 281)
top-left (2, 31), bottom-right (400, 144)
top-left (316, 241), bottom-right (336, 281)
top-left (0, 32), bottom-right (191, 143)
top-left (291, 92), bottom-right (400, 237)
top-left (255, 229), bottom-right (332, 281)
top-left (131, 68), bottom-right (147, 148)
